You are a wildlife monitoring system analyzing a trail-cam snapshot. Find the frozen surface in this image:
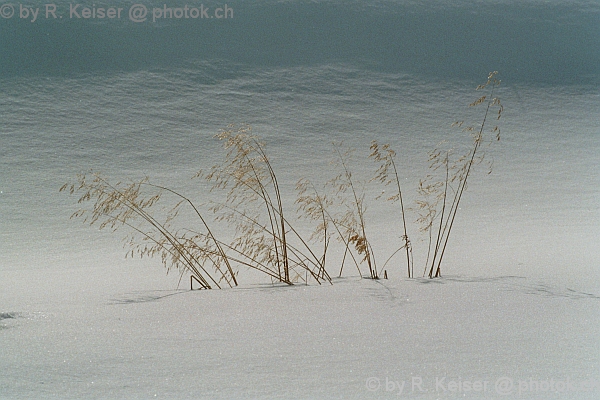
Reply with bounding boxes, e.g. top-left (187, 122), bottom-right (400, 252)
top-left (1, 0), bottom-right (599, 398)
top-left (1, 65), bottom-right (599, 398)
top-left (1, 272), bottom-right (599, 399)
